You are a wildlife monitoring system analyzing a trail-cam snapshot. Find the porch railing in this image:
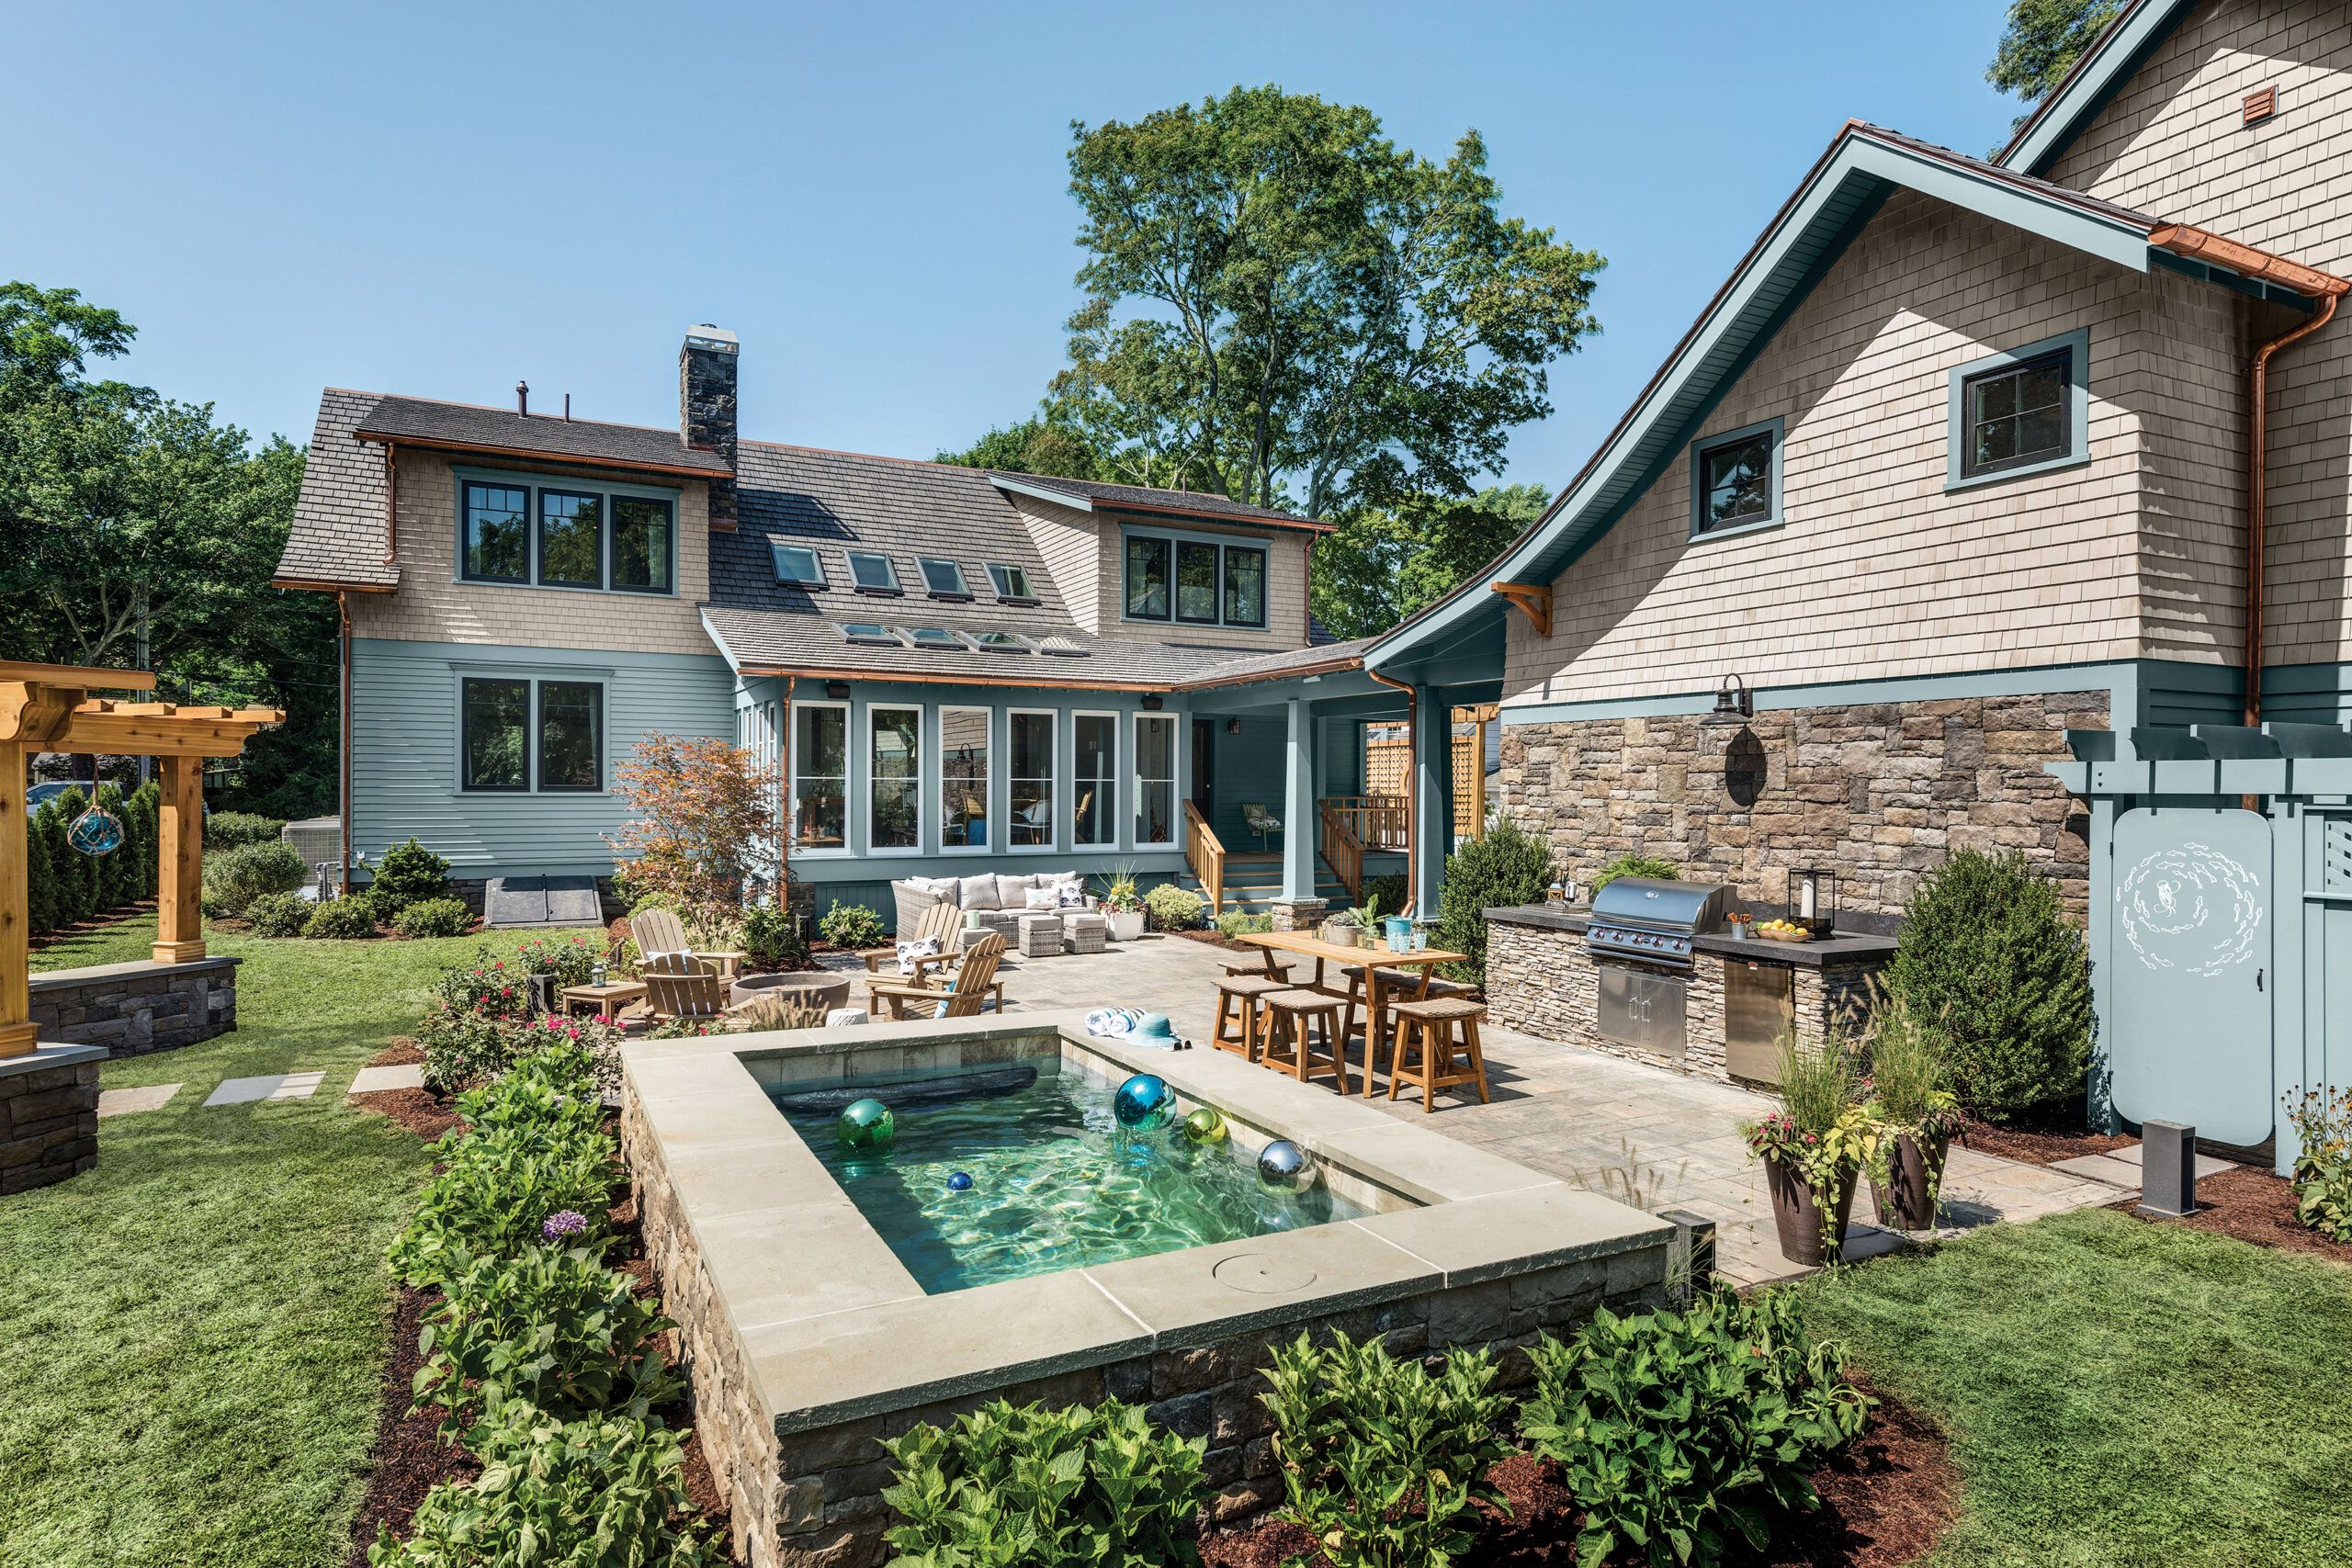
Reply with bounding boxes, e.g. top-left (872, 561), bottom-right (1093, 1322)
top-left (1319, 801), bottom-right (1364, 907)
top-left (1182, 800), bottom-right (1225, 915)
top-left (1322, 795), bottom-right (1409, 852)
